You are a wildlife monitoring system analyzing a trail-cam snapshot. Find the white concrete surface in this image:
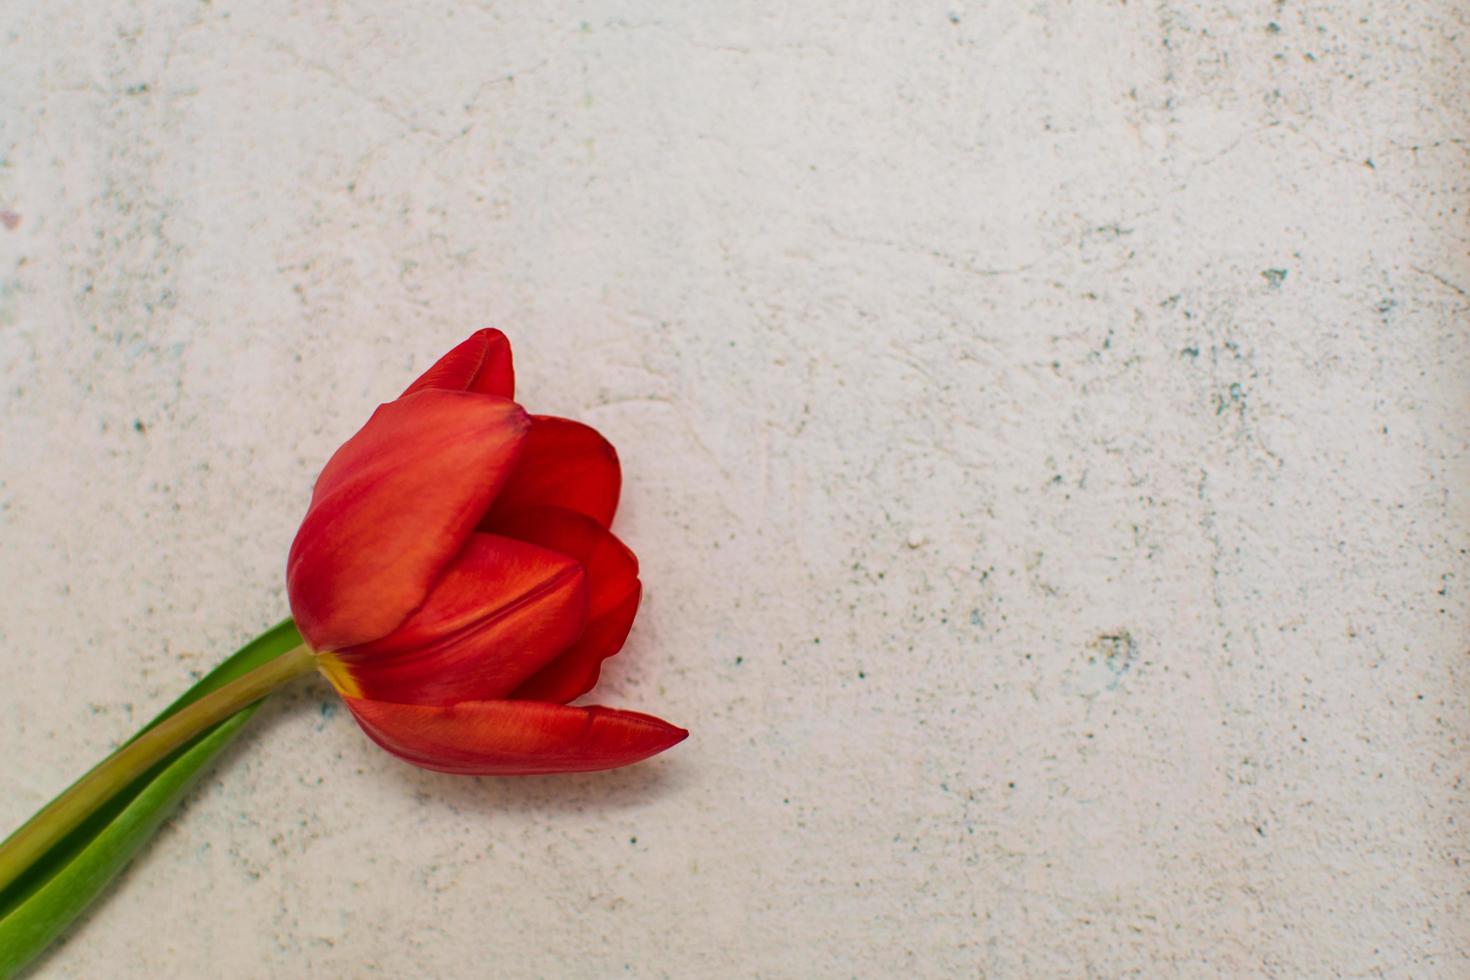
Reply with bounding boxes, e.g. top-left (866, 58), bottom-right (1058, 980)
top-left (2, 2), bottom-right (1468, 976)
